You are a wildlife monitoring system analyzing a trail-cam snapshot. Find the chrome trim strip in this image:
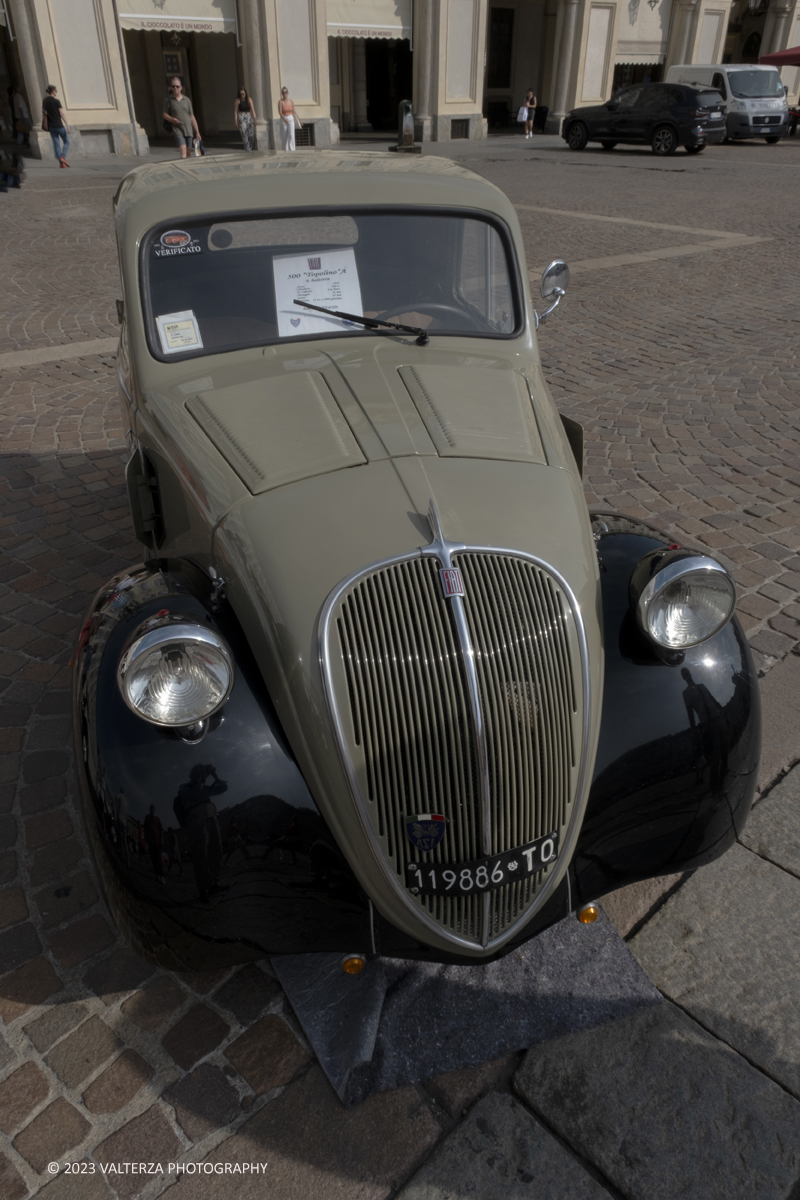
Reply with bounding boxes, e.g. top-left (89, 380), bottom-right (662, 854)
top-left (318, 535), bottom-right (593, 956)
top-left (425, 503), bottom-right (493, 947)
